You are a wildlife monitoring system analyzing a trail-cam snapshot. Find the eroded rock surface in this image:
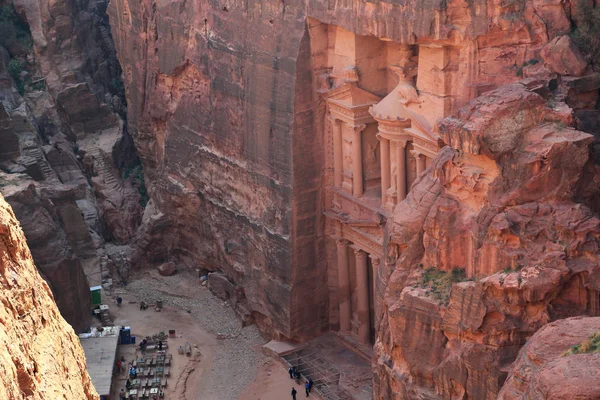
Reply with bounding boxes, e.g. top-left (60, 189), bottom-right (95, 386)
top-left (499, 316), bottom-right (600, 400)
top-left (375, 82), bottom-right (600, 399)
top-left (0, 0), bottom-right (143, 331)
top-left (0, 194), bottom-right (98, 400)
